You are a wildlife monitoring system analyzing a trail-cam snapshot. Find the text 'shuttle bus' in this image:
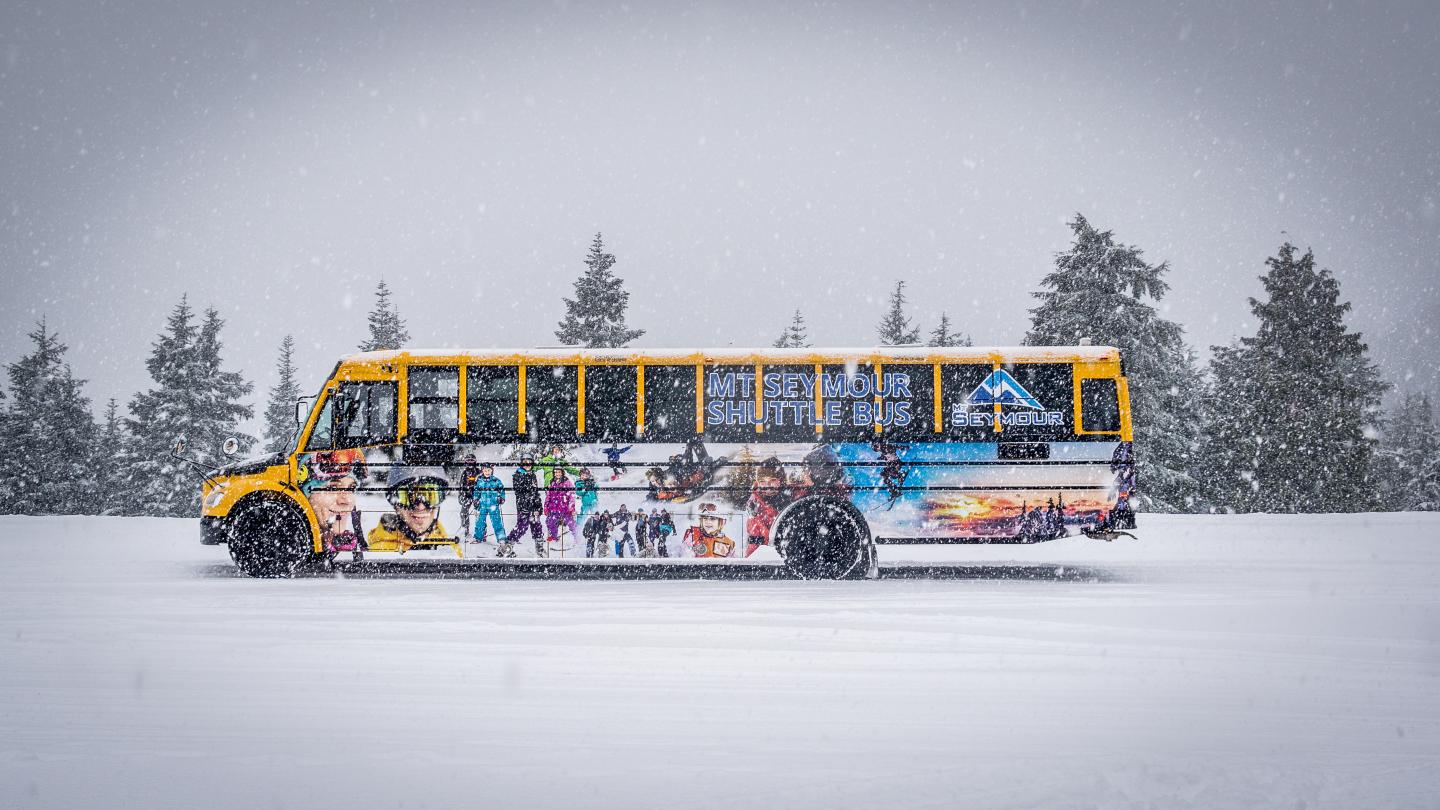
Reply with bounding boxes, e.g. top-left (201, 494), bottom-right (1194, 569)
top-left (200, 347), bottom-right (1137, 578)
